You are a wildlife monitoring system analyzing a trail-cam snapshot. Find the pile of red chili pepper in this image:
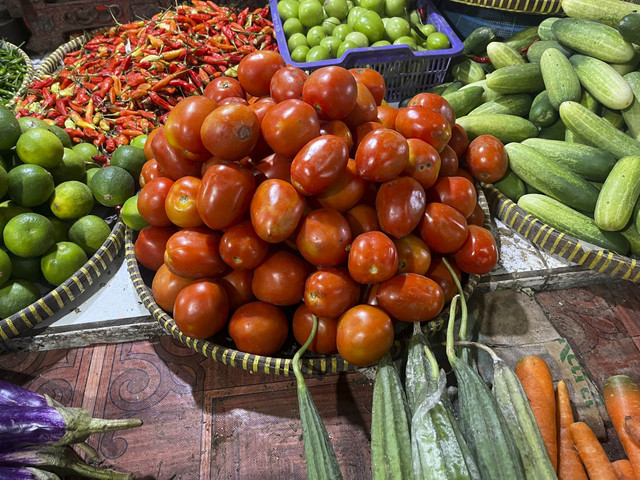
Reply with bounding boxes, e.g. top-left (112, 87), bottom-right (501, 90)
top-left (14, 0), bottom-right (277, 152)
